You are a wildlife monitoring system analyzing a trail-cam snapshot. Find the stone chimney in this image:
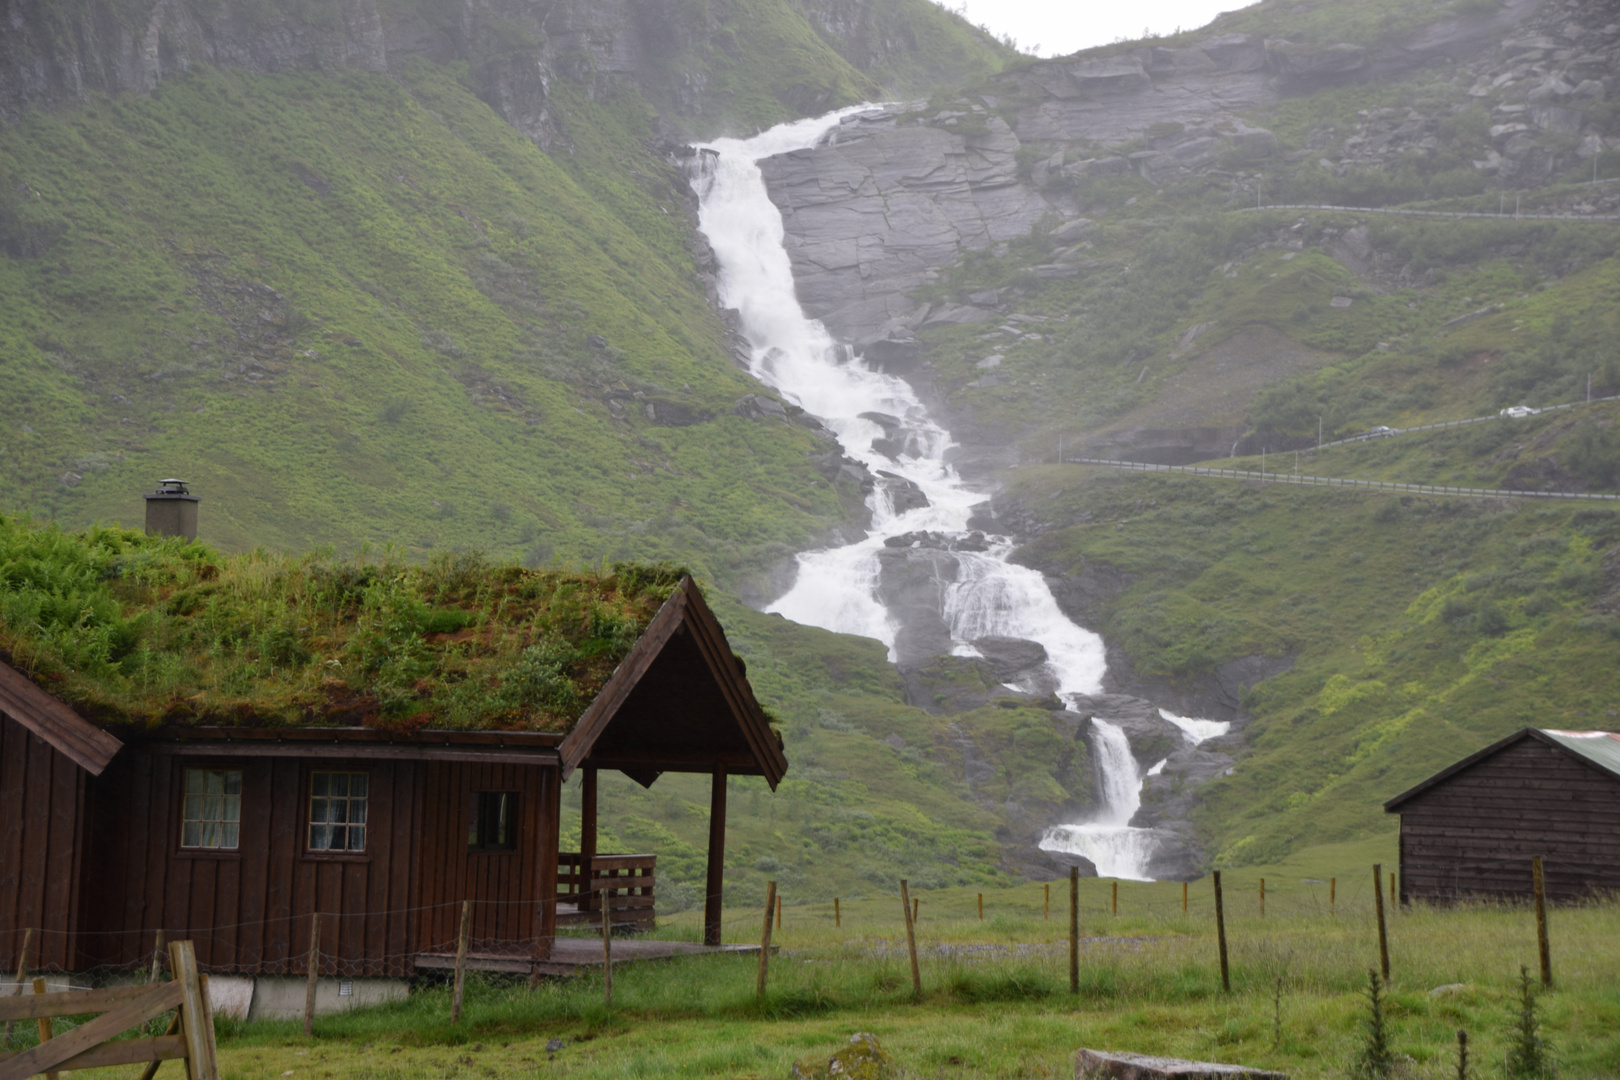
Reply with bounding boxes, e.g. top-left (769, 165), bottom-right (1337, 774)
top-left (144, 478), bottom-right (199, 540)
